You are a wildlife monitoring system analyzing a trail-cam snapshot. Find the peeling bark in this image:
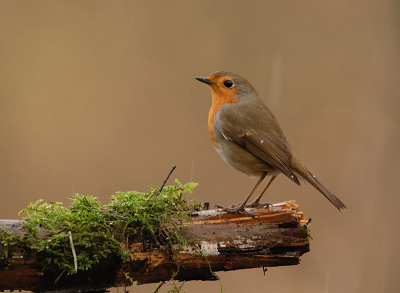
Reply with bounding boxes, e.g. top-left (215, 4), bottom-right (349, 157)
top-left (0, 200), bottom-right (310, 292)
